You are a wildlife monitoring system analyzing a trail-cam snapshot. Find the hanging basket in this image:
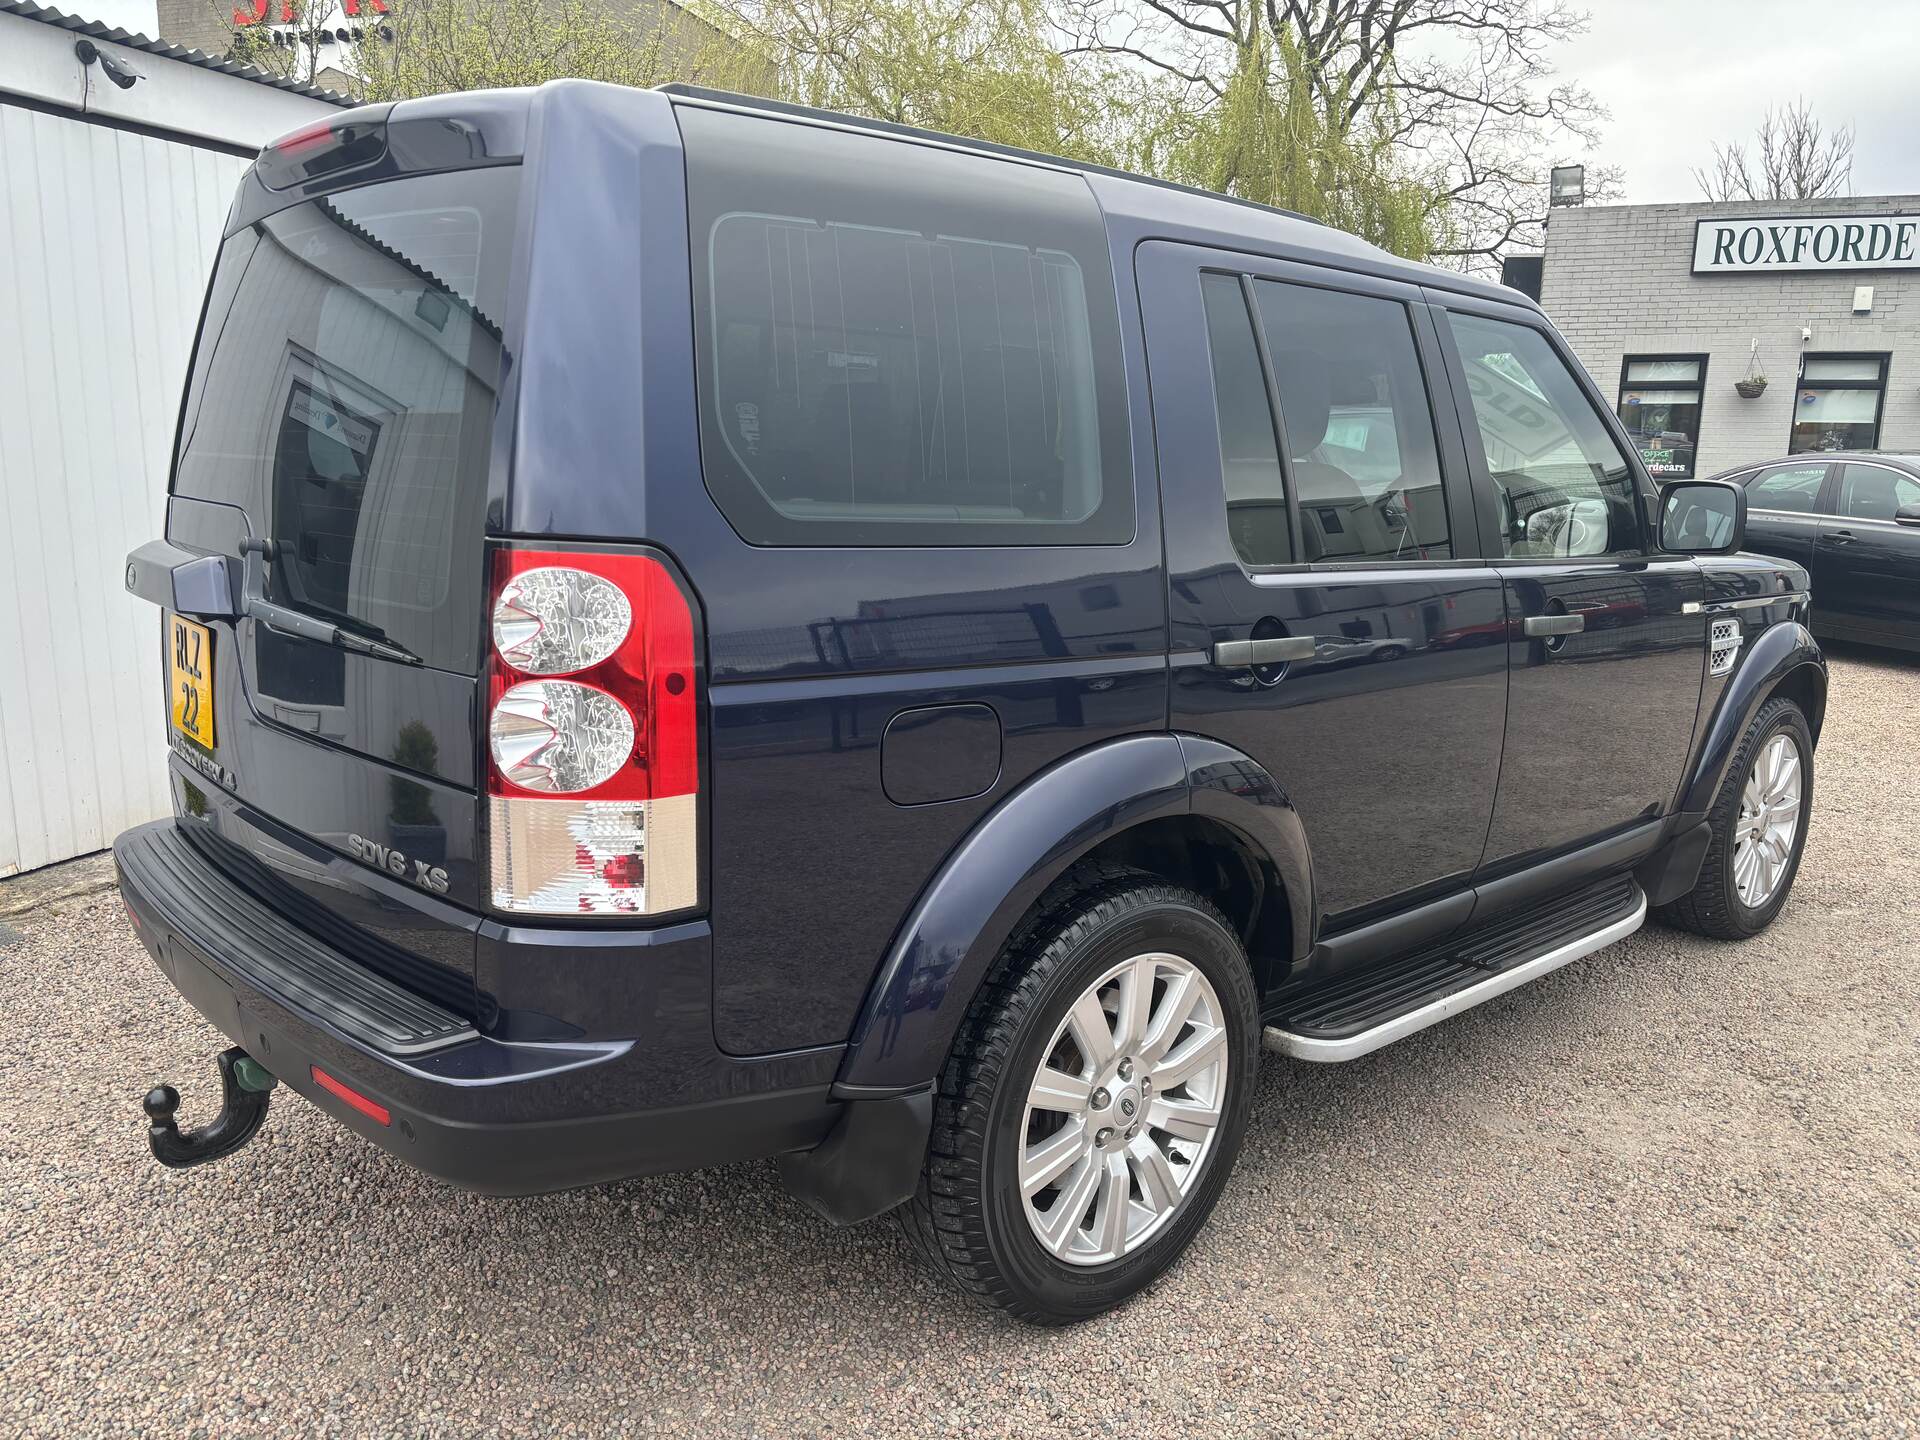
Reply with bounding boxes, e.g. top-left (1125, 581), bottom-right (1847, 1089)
top-left (1735, 340), bottom-right (1768, 398)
